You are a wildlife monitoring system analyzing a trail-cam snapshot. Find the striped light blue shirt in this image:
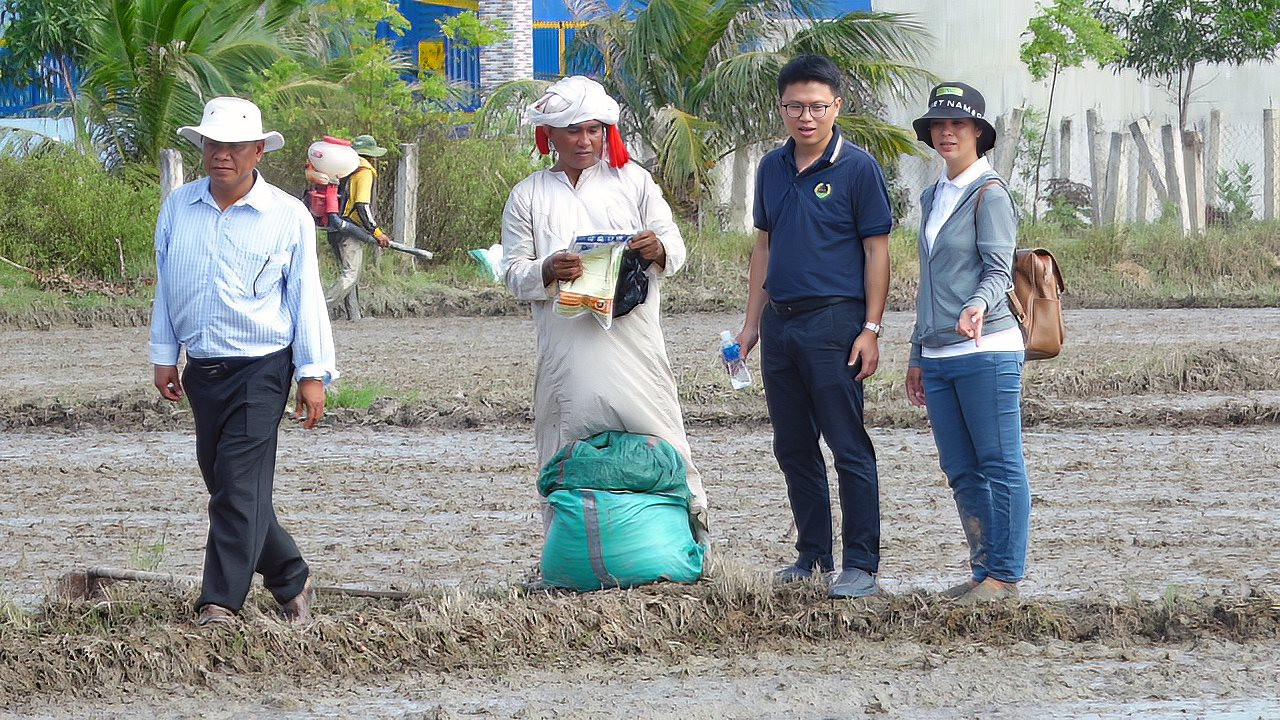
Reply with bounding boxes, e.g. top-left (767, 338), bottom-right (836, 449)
top-left (148, 173), bottom-right (339, 384)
